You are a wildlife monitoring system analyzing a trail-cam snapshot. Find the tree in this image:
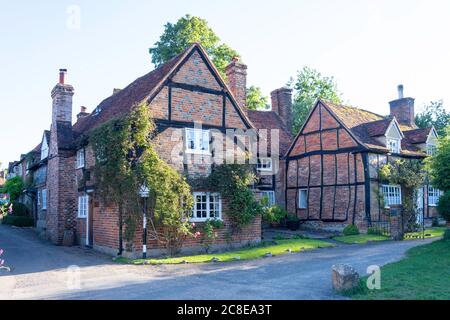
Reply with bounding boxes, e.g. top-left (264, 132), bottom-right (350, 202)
top-left (291, 67), bottom-right (342, 134)
top-left (149, 15), bottom-right (239, 78)
top-left (415, 100), bottom-right (450, 136)
top-left (429, 127), bottom-right (450, 192)
top-left (246, 86), bottom-right (269, 110)
top-left (0, 177), bottom-right (24, 201)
